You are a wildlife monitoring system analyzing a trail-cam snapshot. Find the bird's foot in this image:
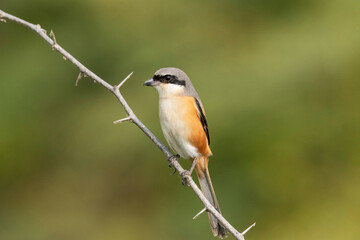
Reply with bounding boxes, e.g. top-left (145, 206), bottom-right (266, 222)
top-left (180, 157), bottom-right (198, 186)
top-left (168, 154), bottom-right (180, 175)
top-left (181, 170), bottom-right (191, 186)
